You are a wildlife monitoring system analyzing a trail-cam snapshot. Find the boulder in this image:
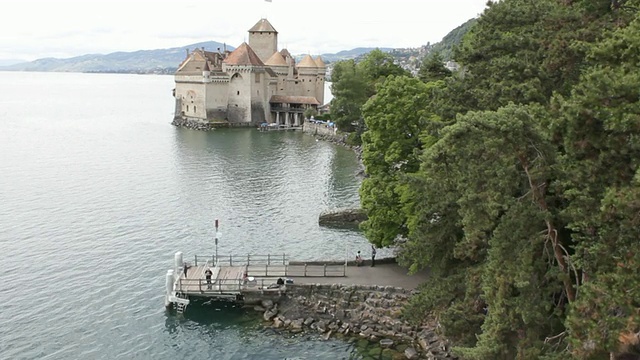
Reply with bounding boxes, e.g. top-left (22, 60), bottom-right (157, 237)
top-left (380, 339), bottom-right (394, 348)
top-left (263, 308), bottom-right (278, 321)
top-left (404, 347), bottom-right (419, 360)
top-left (261, 299), bottom-right (274, 309)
